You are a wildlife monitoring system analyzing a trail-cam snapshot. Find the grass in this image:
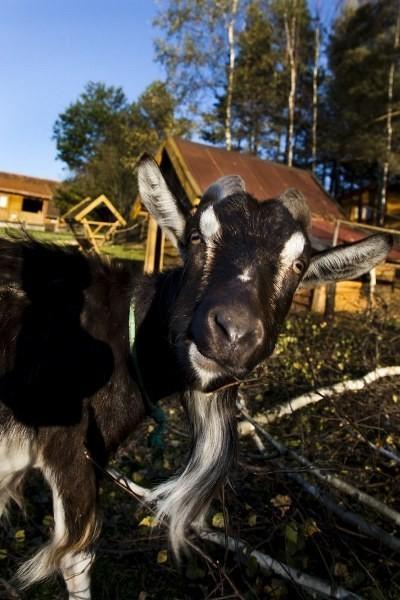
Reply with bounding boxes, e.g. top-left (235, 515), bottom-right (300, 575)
top-left (0, 227), bottom-right (74, 244)
top-left (101, 243), bottom-right (145, 262)
top-left (0, 226), bottom-right (145, 263)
